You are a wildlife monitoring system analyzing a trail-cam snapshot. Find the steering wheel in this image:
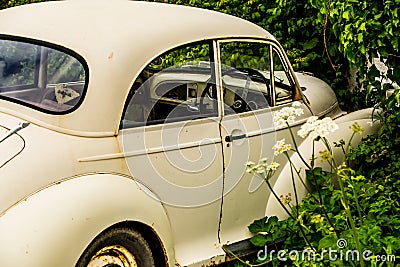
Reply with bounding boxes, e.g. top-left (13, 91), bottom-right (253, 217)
top-left (198, 67), bottom-right (270, 113)
top-left (221, 67), bottom-right (270, 113)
